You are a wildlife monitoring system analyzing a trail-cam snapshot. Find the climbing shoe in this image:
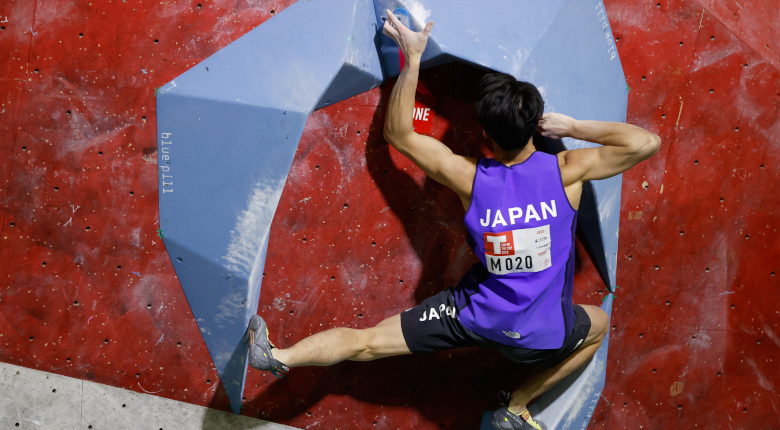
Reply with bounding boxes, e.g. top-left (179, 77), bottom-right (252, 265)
top-left (492, 392), bottom-right (547, 430)
top-left (246, 315), bottom-right (290, 378)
